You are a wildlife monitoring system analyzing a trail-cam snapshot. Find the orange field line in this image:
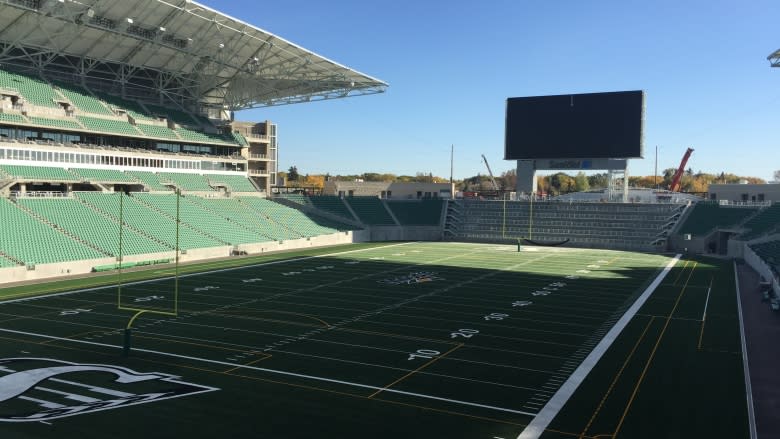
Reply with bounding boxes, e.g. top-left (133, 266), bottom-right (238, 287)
top-left (611, 261), bottom-right (697, 438)
top-left (368, 343), bottom-right (464, 398)
top-left (578, 316), bottom-right (656, 438)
